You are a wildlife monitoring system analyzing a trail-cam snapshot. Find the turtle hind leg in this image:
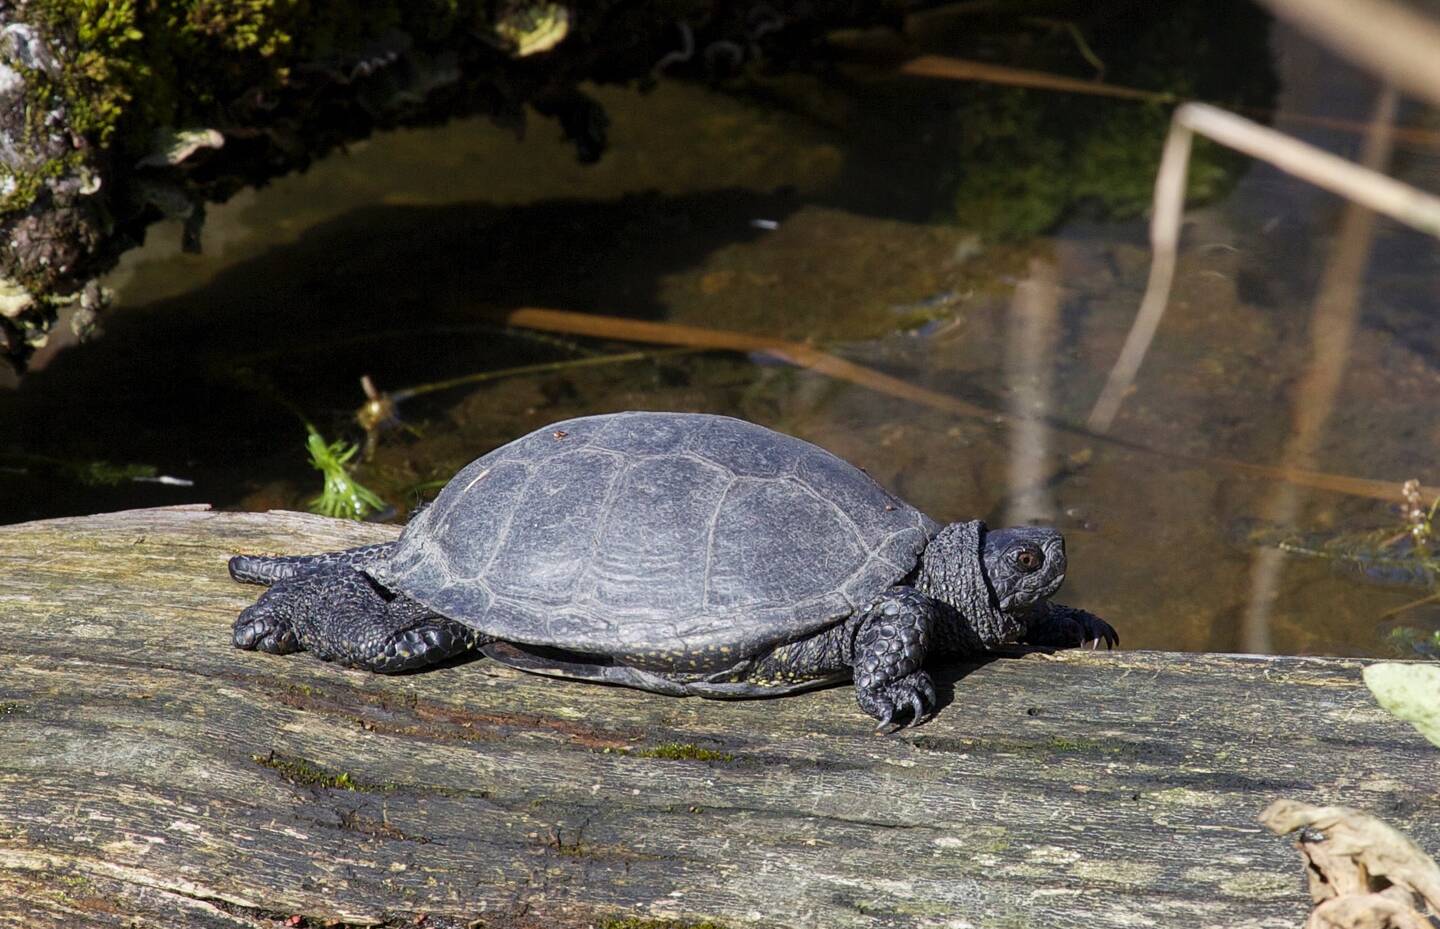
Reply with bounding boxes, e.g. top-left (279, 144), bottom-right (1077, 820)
top-left (229, 541), bottom-right (398, 586)
top-left (362, 617), bottom-right (481, 673)
top-left (233, 566), bottom-right (482, 673)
